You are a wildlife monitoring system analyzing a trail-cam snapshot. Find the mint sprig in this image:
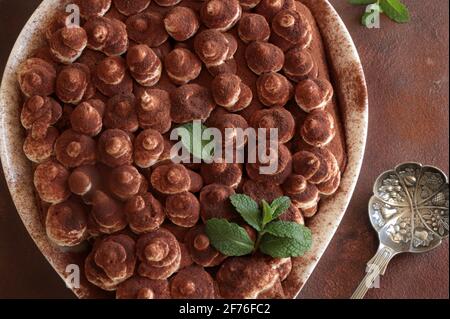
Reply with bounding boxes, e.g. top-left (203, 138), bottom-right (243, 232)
top-left (229, 194), bottom-right (262, 231)
top-left (264, 220), bottom-right (311, 242)
top-left (178, 121), bottom-right (215, 161)
top-left (349, 0), bottom-right (410, 26)
top-left (205, 219), bottom-right (254, 256)
top-left (205, 194), bottom-right (313, 258)
top-left (269, 196), bottom-right (292, 220)
top-left (260, 234), bottom-right (312, 258)
top-left (260, 220), bottom-right (312, 258)
top-left (379, 0), bottom-right (410, 23)
top-left (261, 200), bottom-right (273, 227)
